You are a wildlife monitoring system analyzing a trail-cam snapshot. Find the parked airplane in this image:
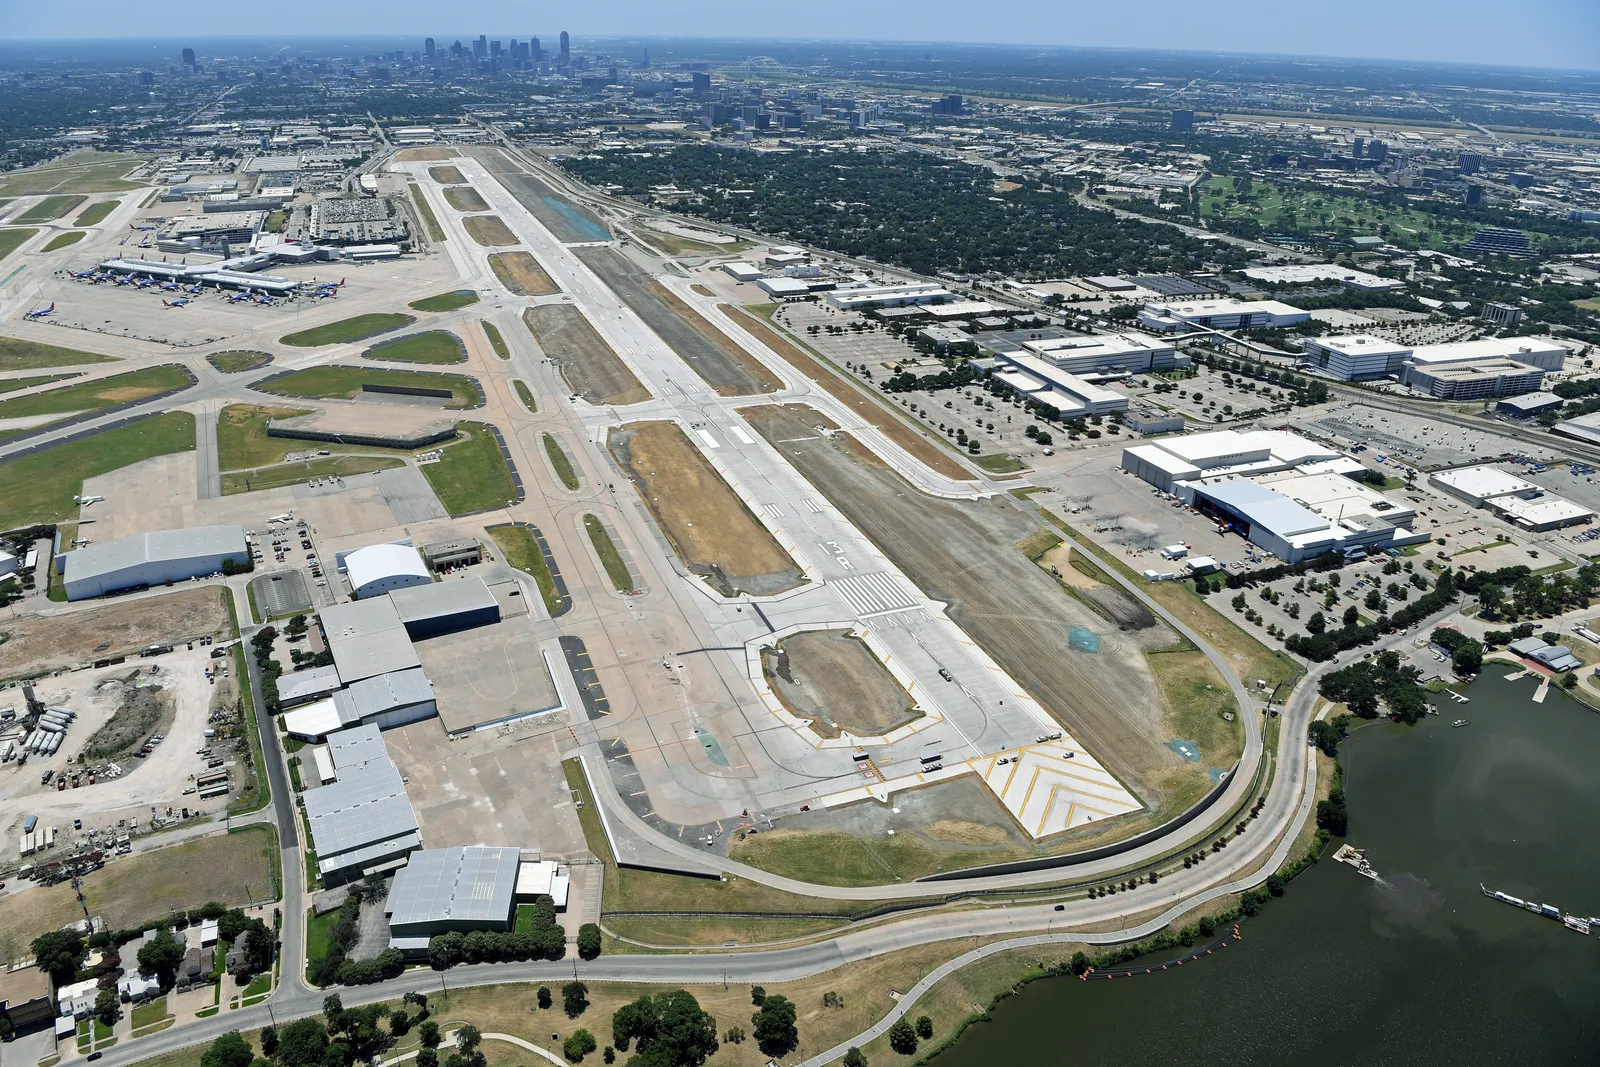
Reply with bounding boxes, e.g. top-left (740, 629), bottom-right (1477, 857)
top-left (225, 291), bottom-right (250, 303)
top-left (73, 494), bottom-right (105, 505)
top-left (162, 298), bottom-right (190, 308)
top-left (70, 538), bottom-right (93, 548)
top-left (253, 294), bottom-right (275, 305)
top-left (24, 303), bottom-right (54, 320)
top-left (136, 279), bottom-right (156, 288)
top-left (70, 269), bottom-right (96, 279)
top-left (186, 284), bottom-right (205, 294)
top-left (266, 512), bottom-right (294, 523)
top-left (159, 282), bottom-right (181, 291)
